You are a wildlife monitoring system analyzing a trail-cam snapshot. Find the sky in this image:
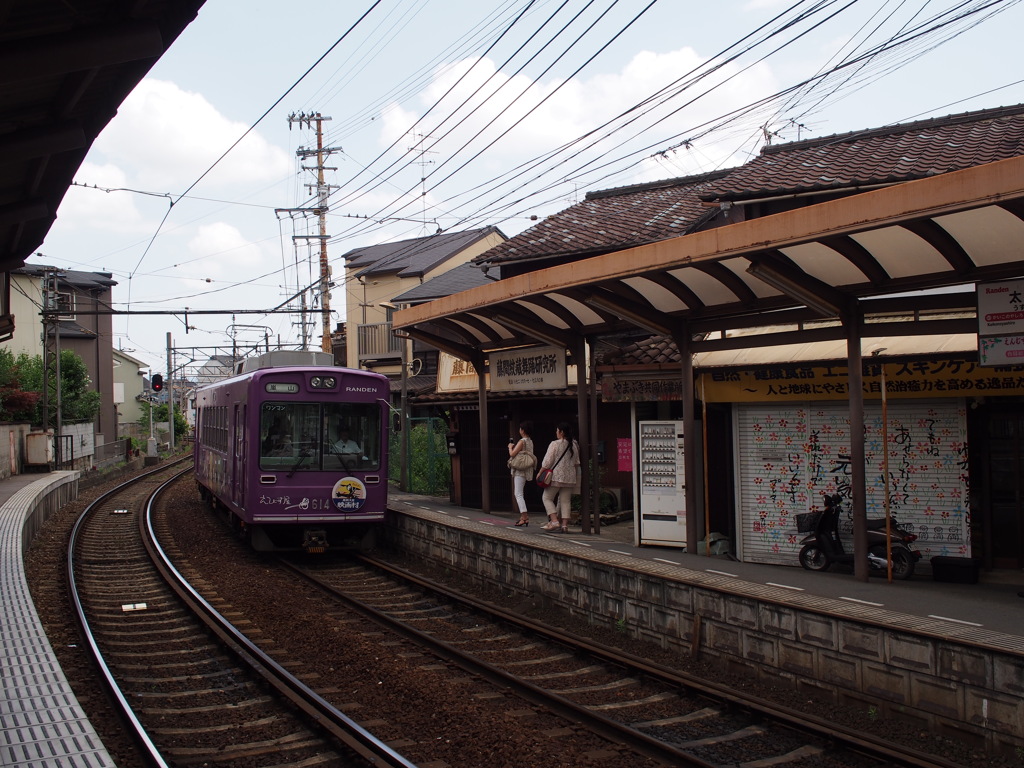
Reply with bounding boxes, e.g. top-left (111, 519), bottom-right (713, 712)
top-left (29, 0), bottom-right (1024, 377)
